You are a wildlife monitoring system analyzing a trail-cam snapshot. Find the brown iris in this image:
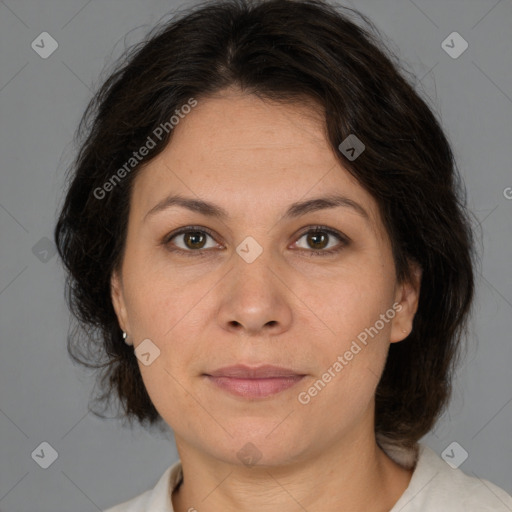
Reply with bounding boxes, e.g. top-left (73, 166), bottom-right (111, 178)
top-left (184, 231), bottom-right (208, 250)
